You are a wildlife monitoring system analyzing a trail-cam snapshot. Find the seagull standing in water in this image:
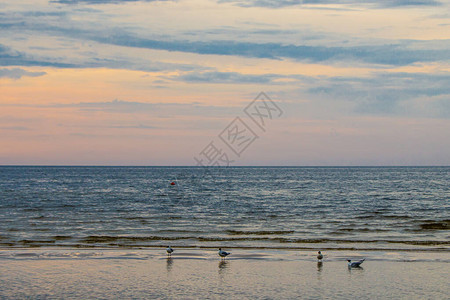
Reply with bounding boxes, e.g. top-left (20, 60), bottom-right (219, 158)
top-left (166, 246), bottom-right (174, 257)
top-left (317, 251), bottom-right (323, 261)
top-left (347, 259), bottom-right (365, 268)
top-left (218, 248), bottom-right (231, 260)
